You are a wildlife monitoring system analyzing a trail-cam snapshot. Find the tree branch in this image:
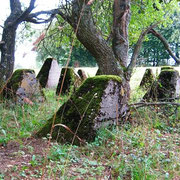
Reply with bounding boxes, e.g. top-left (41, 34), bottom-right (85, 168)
top-left (25, 16), bottom-right (55, 24)
top-left (10, 0), bottom-right (21, 13)
top-left (25, 9), bottom-right (65, 24)
top-left (57, 0), bottom-right (123, 76)
top-left (149, 29), bottom-right (180, 65)
top-left (127, 23), bottom-right (159, 79)
top-left (130, 101), bottom-right (180, 108)
top-left (10, 0), bottom-right (36, 26)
